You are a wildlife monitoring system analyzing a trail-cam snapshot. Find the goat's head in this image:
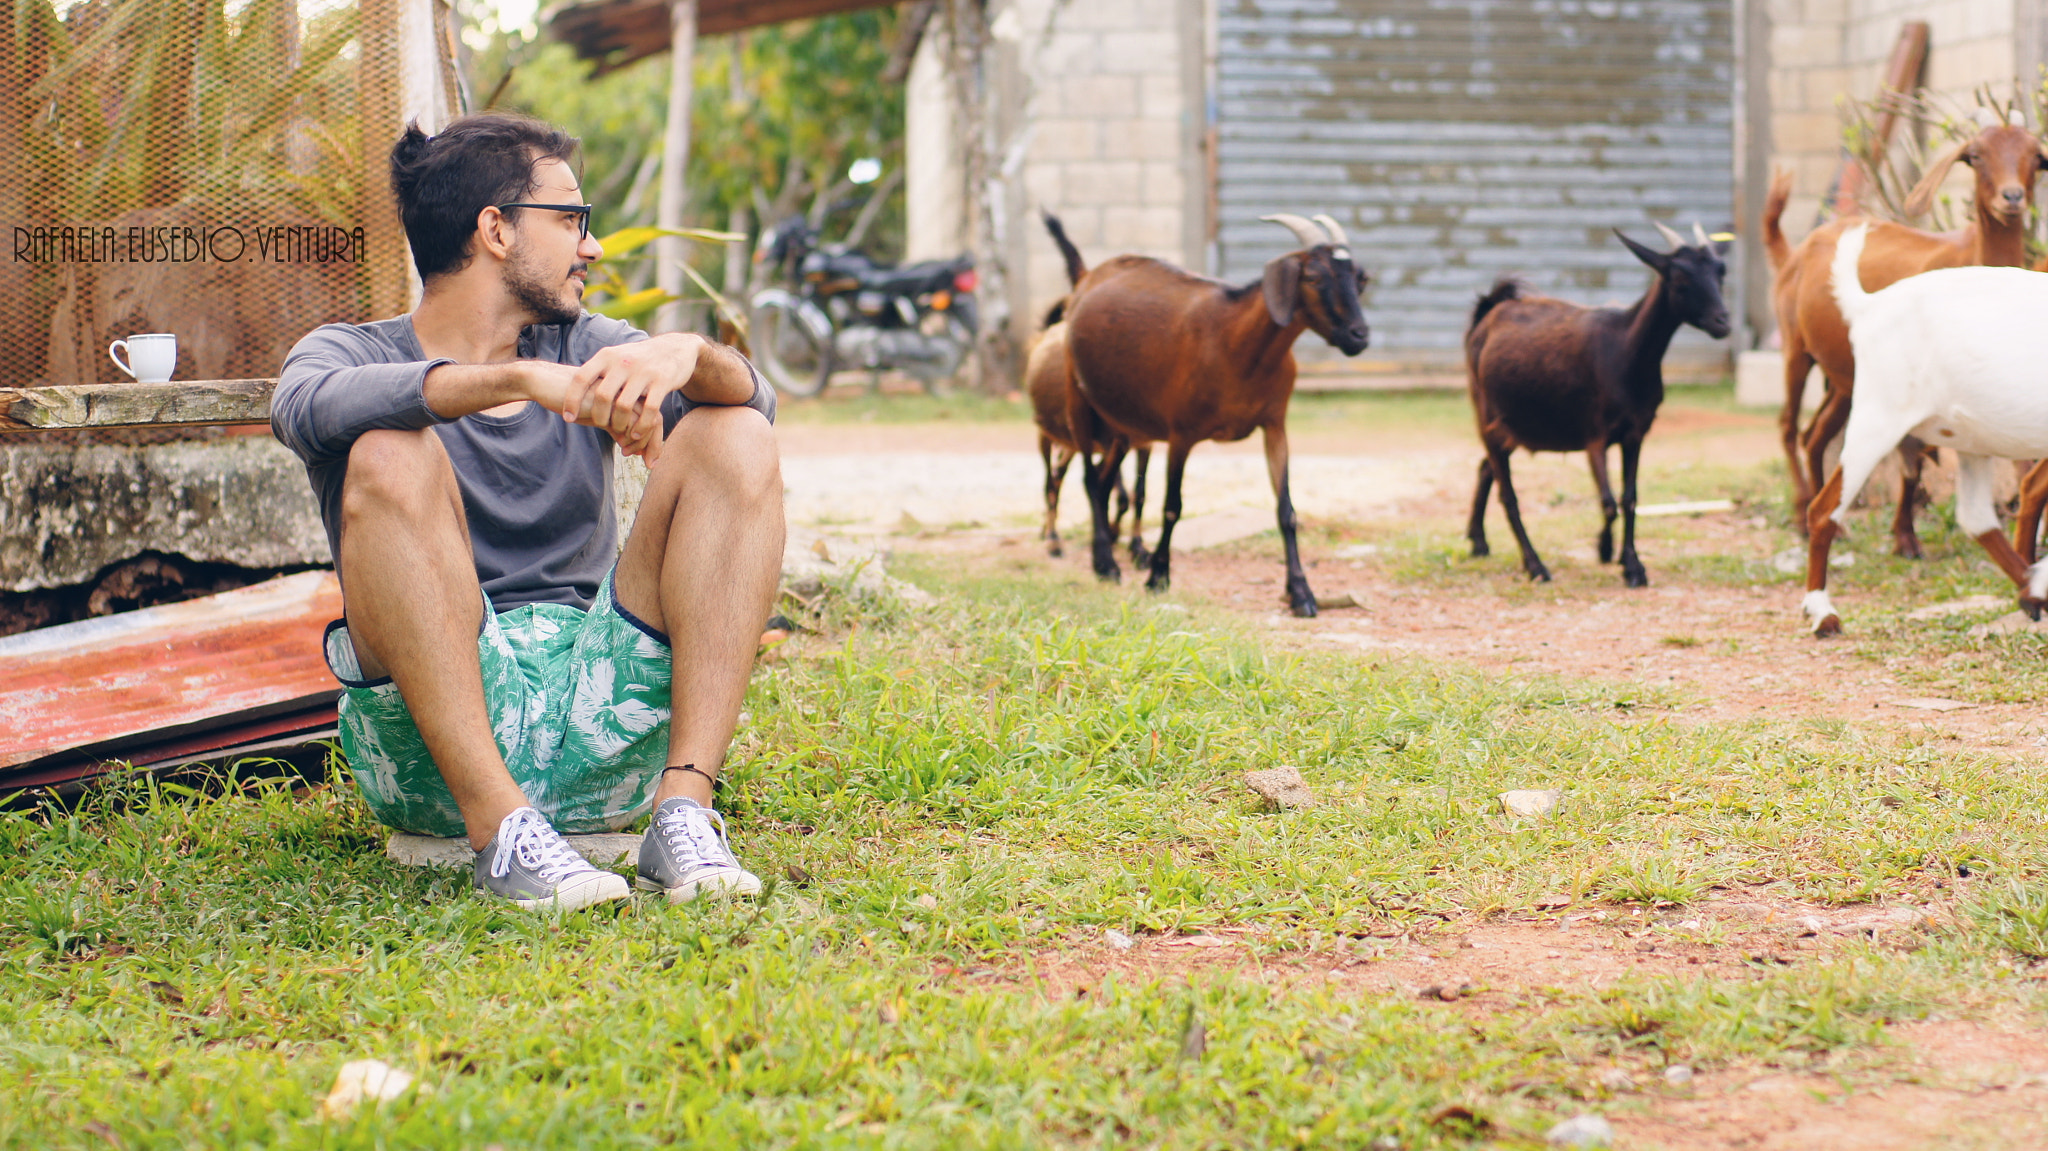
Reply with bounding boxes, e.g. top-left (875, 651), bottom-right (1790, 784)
top-left (1259, 213), bottom-right (1370, 356)
top-left (1904, 122), bottom-right (2048, 223)
top-left (1616, 222), bottom-right (1731, 339)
